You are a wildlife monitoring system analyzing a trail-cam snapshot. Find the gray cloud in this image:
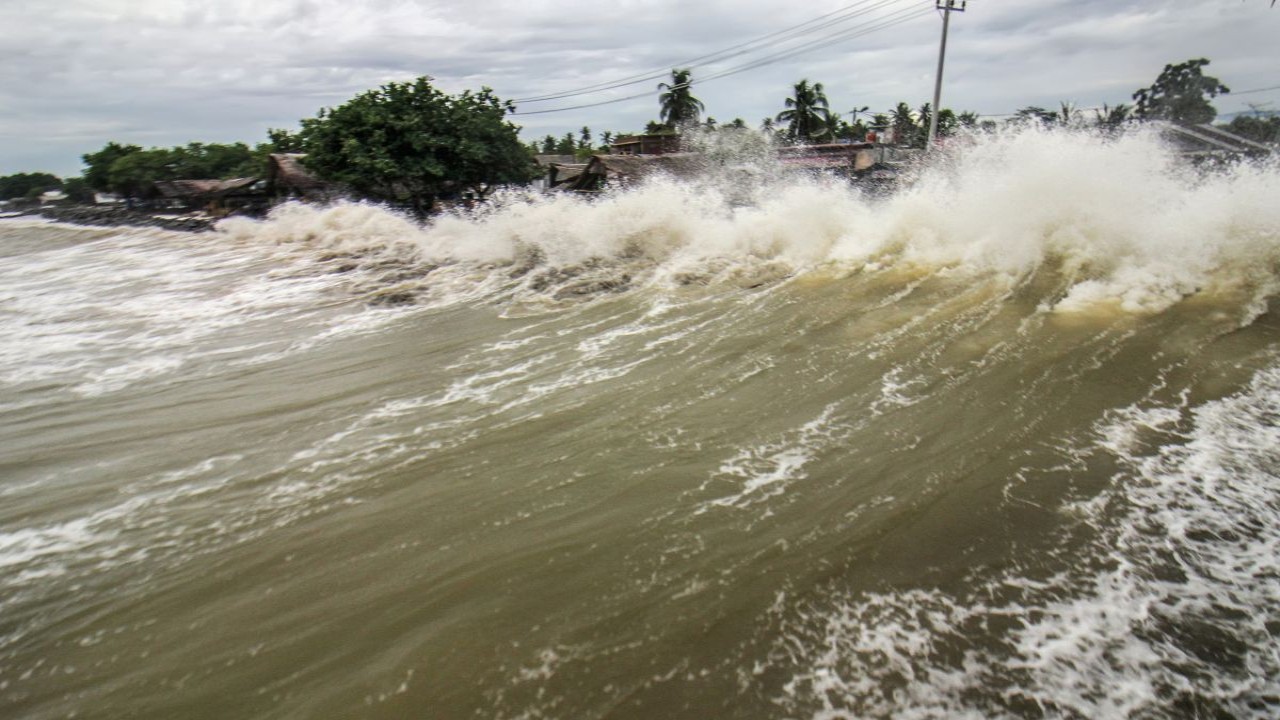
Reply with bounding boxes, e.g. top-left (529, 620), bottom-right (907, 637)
top-left (2, 0), bottom-right (1276, 177)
